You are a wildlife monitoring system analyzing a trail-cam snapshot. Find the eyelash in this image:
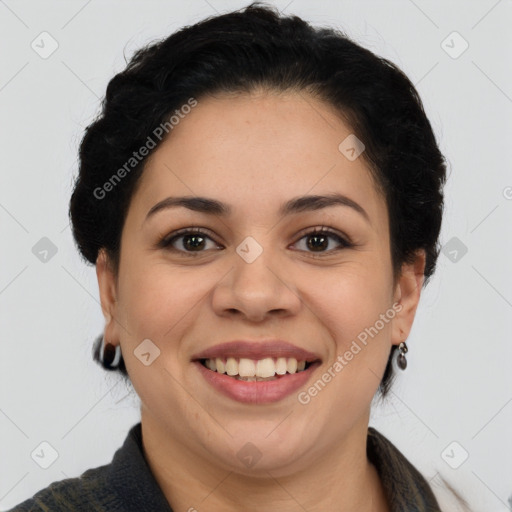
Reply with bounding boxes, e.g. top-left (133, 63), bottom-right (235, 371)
top-left (157, 226), bottom-right (353, 257)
